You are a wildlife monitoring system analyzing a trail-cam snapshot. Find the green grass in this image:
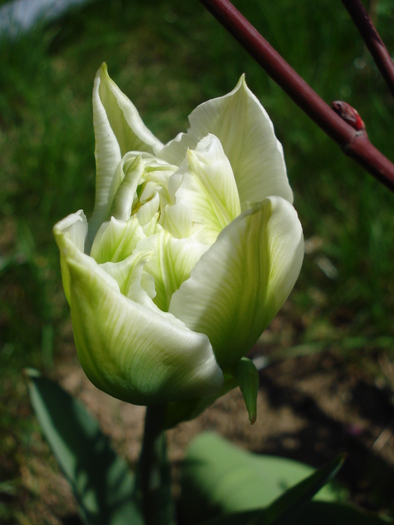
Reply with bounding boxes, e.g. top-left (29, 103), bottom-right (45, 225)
top-left (0, 0), bottom-right (394, 521)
